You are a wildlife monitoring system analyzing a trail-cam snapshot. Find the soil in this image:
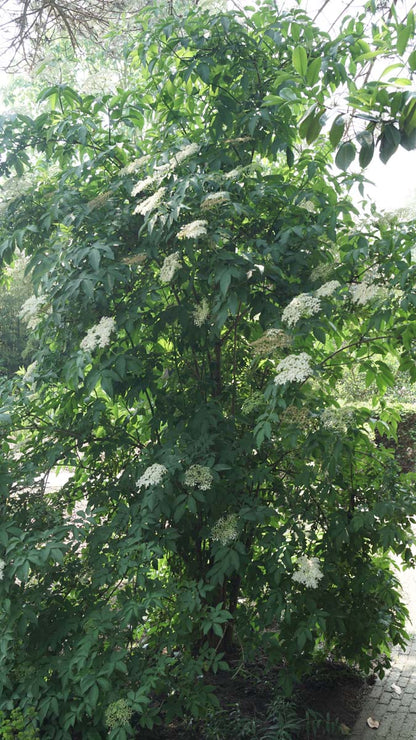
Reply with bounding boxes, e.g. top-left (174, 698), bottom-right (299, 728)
top-left (133, 654), bottom-right (371, 739)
